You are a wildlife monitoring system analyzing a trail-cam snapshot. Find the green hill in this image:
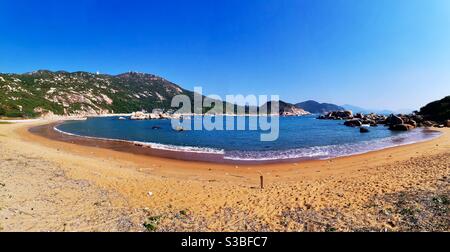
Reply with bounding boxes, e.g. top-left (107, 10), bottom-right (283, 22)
top-left (0, 70), bottom-right (199, 118)
top-left (418, 96), bottom-right (450, 123)
top-left (295, 100), bottom-right (344, 114)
